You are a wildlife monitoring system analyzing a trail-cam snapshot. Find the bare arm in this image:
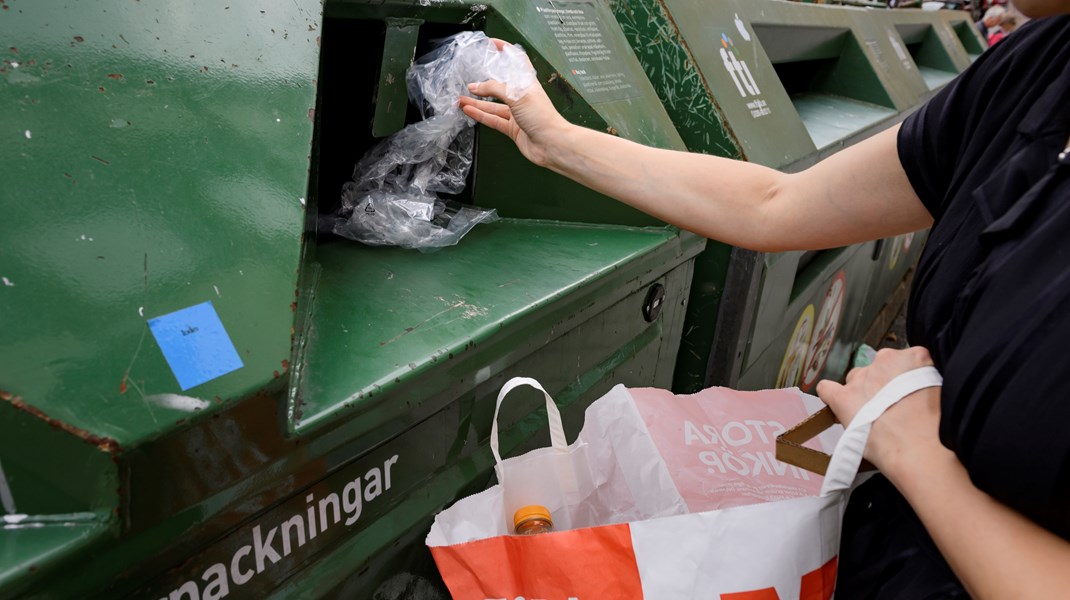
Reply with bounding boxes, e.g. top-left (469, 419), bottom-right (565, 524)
top-left (461, 75), bottom-right (932, 252)
top-left (819, 349), bottom-right (1070, 599)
